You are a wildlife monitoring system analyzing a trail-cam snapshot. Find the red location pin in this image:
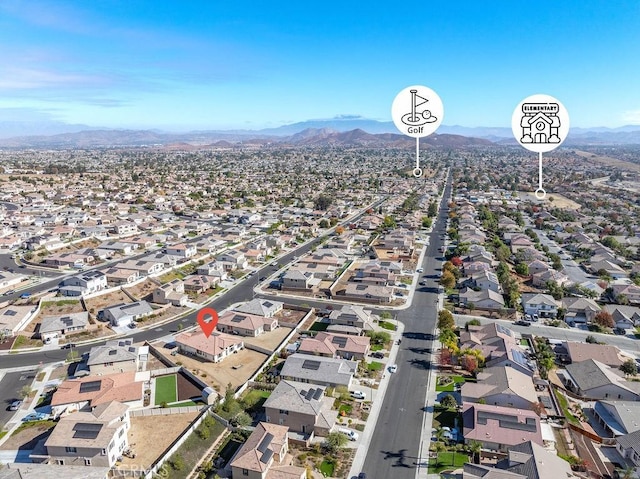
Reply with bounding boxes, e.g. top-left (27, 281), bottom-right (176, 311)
top-left (197, 307), bottom-right (219, 338)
